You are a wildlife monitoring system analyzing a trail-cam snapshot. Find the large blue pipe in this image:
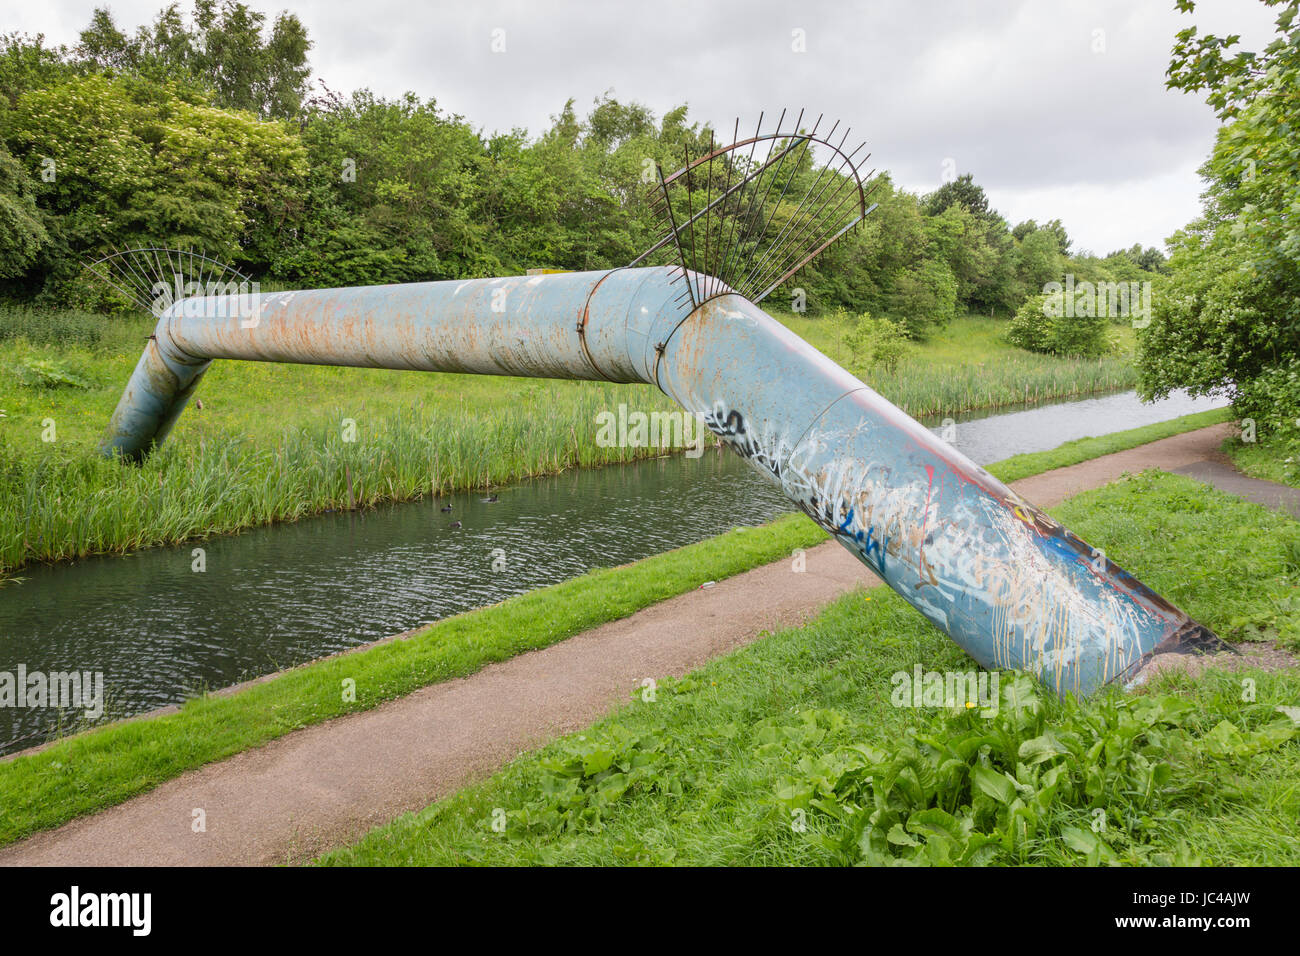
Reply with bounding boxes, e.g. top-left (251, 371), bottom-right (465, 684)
top-left (102, 266), bottom-right (1217, 694)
